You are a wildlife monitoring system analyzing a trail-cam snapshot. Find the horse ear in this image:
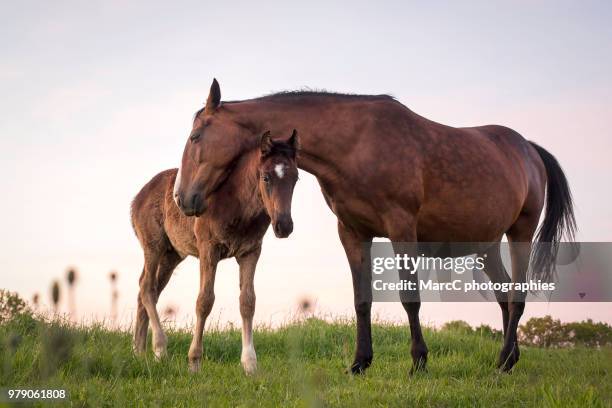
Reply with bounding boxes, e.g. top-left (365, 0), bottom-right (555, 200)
top-left (260, 131), bottom-right (274, 156)
top-left (204, 78), bottom-right (221, 114)
top-left (287, 129), bottom-right (299, 154)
